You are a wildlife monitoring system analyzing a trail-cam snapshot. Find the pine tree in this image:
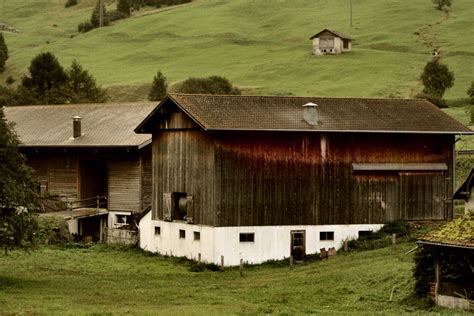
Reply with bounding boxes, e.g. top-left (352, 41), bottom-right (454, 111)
top-left (117, 0), bottom-right (131, 16)
top-left (148, 71), bottom-right (168, 101)
top-left (0, 33), bottom-right (8, 72)
top-left (67, 60), bottom-right (108, 103)
top-left (0, 108), bottom-right (39, 254)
